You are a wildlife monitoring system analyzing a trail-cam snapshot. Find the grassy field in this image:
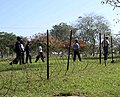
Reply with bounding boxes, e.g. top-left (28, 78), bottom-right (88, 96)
top-left (0, 57), bottom-right (120, 97)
